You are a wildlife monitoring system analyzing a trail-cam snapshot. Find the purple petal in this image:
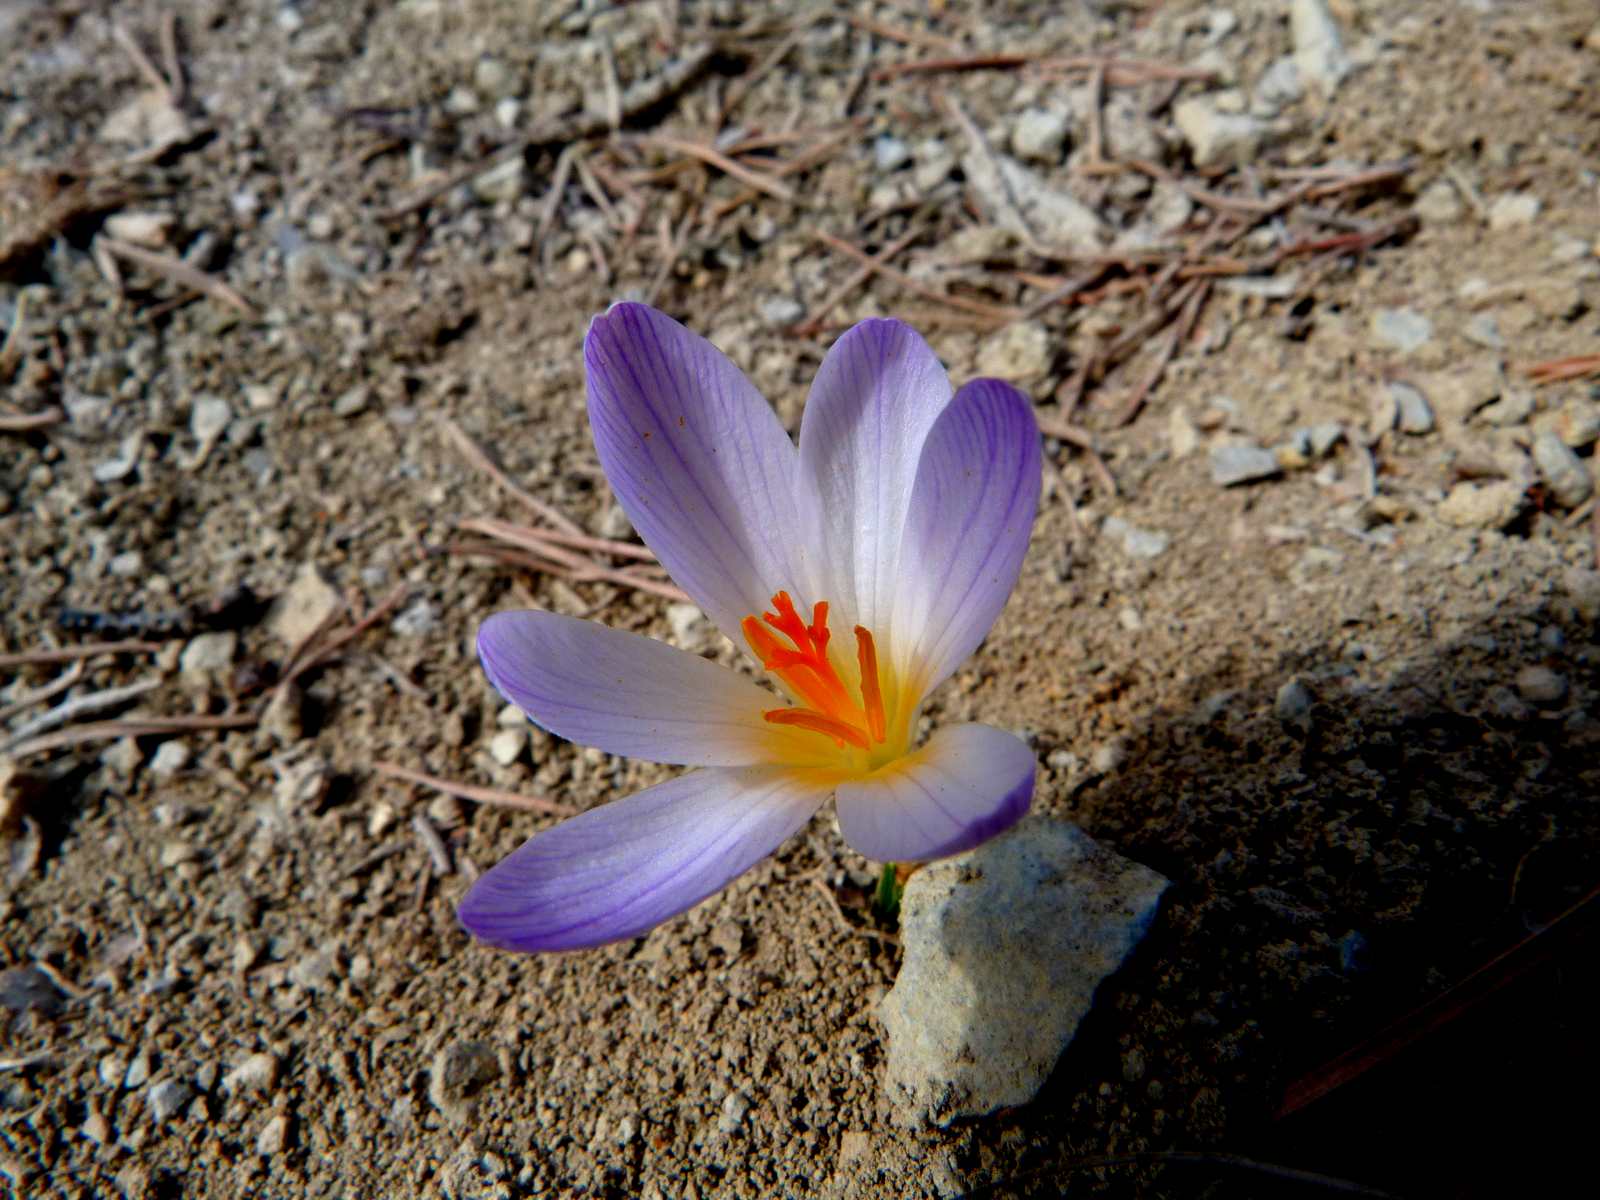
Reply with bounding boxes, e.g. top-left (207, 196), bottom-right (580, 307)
top-left (894, 379), bottom-right (1040, 694)
top-left (835, 723), bottom-right (1034, 862)
top-left (796, 319), bottom-right (953, 636)
top-left (458, 766), bottom-right (830, 952)
top-left (480, 610), bottom-right (823, 767)
top-left (586, 303), bottom-right (802, 639)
